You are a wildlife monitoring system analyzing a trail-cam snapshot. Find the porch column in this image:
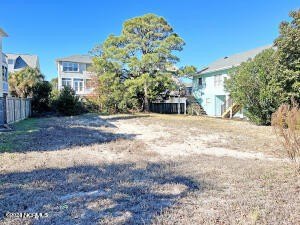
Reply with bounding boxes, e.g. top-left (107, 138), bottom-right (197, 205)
top-left (71, 78), bottom-right (74, 89)
top-left (225, 94), bottom-right (230, 108)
